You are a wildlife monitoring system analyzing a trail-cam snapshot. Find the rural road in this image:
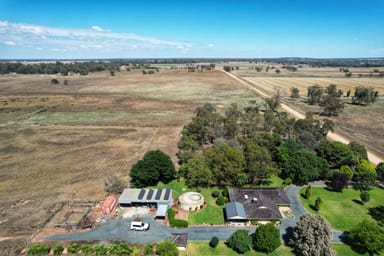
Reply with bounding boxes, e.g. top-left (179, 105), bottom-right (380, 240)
top-left (222, 71), bottom-right (383, 165)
